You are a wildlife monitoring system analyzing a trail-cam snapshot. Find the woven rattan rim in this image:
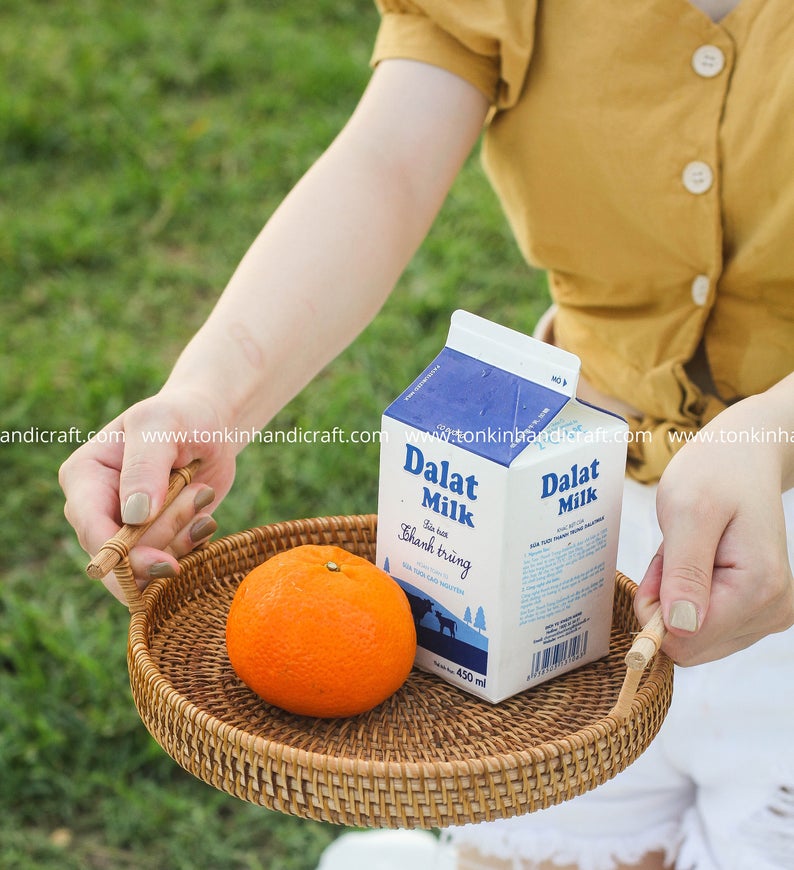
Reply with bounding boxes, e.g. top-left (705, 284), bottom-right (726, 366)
top-left (127, 513), bottom-right (673, 829)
